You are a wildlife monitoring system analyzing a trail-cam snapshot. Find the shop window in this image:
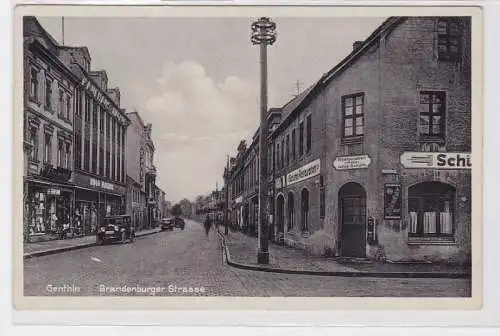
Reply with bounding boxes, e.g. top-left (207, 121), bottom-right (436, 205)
top-left (437, 18), bottom-right (462, 62)
top-left (45, 78), bottom-right (53, 110)
top-left (342, 93), bottom-right (364, 139)
top-left (306, 114), bottom-right (312, 153)
top-left (299, 121), bottom-right (304, 156)
top-left (30, 68), bottom-right (38, 101)
top-left (419, 91), bottom-right (446, 140)
top-left (291, 128), bottom-right (296, 161)
top-left (44, 133), bottom-right (52, 163)
top-left (29, 126), bottom-right (39, 161)
top-left (408, 182), bottom-right (455, 238)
